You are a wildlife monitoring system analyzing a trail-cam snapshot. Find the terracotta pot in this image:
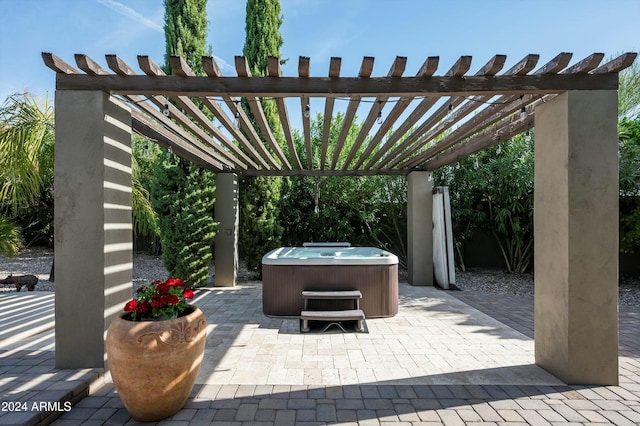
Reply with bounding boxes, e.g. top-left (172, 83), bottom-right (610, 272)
top-left (106, 306), bottom-right (207, 422)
